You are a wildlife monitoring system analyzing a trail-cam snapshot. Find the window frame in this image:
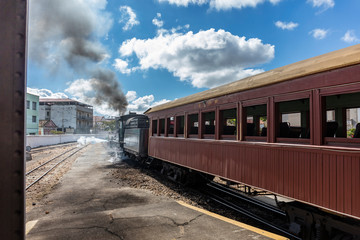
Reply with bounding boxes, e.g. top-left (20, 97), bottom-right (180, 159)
top-left (319, 85), bottom-right (360, 148)
top-left (176, 115), bottom-right (185, 138)
top-left (201, 109), bottom-right (216, 139)
top-left (219, 106), bottom-right (237, 141)
top-left (152, 119), bottom-right (158, 136)
top-left (274, 92), bottom-right (311, 145)
top-left (166, 116), bottom-right (175, 137)
top-left (242, 99), bottom-right (268, 143)
top-left (159, 118), bottom-right (165, 136)
top-left (187, 112), bottom-right (199, 138)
